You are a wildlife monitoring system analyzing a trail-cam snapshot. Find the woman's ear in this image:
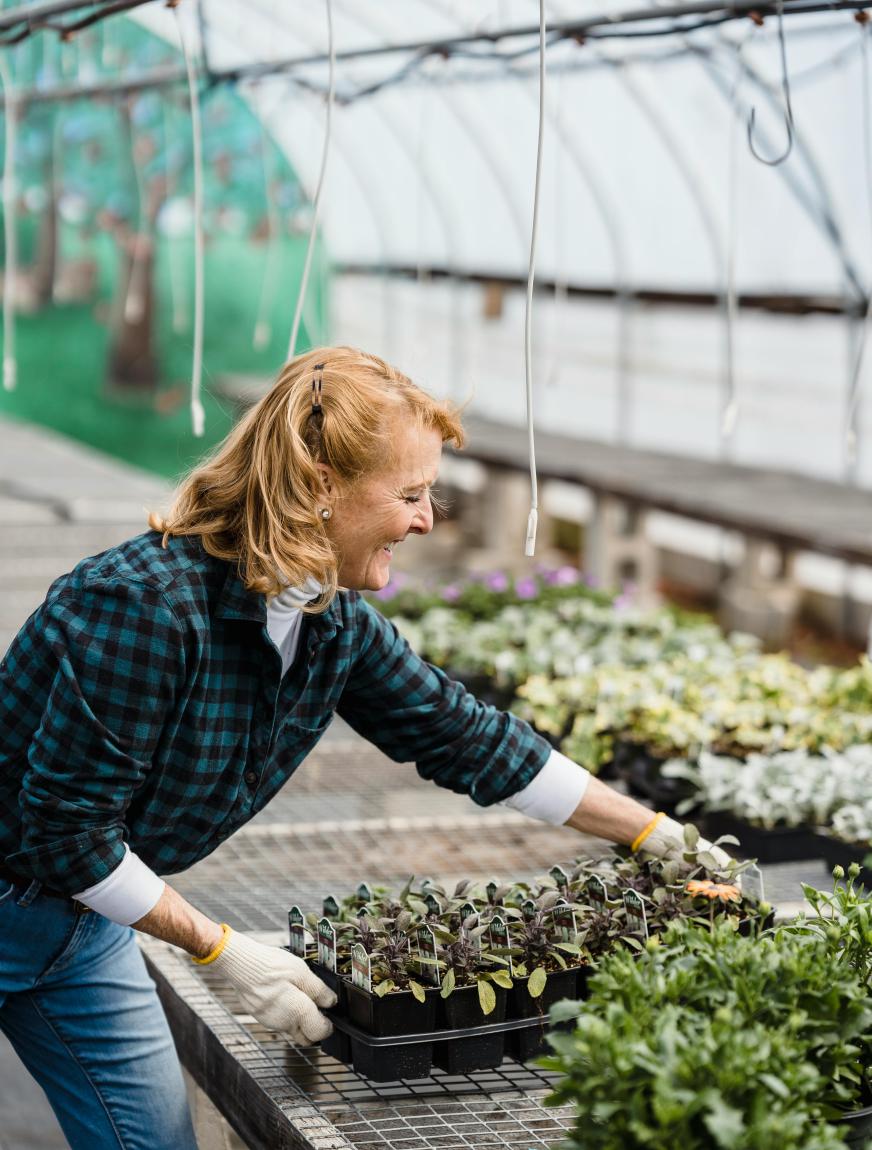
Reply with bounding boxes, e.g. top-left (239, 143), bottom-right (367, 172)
top-left (316, 463), bottom-right (335, 500)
